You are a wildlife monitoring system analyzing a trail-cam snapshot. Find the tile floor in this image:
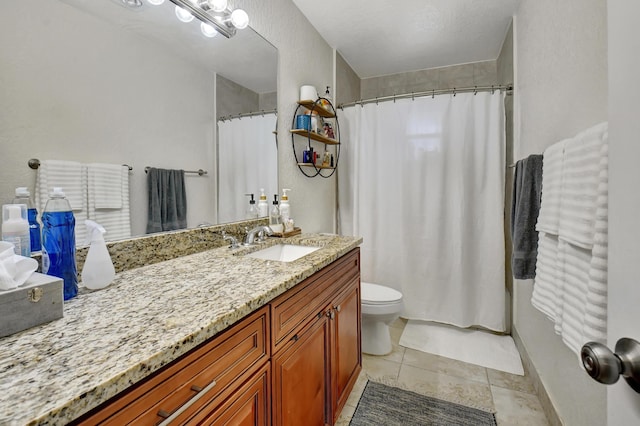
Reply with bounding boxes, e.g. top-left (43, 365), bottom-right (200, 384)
top-left (336, 319), bottom-right (550, 426)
